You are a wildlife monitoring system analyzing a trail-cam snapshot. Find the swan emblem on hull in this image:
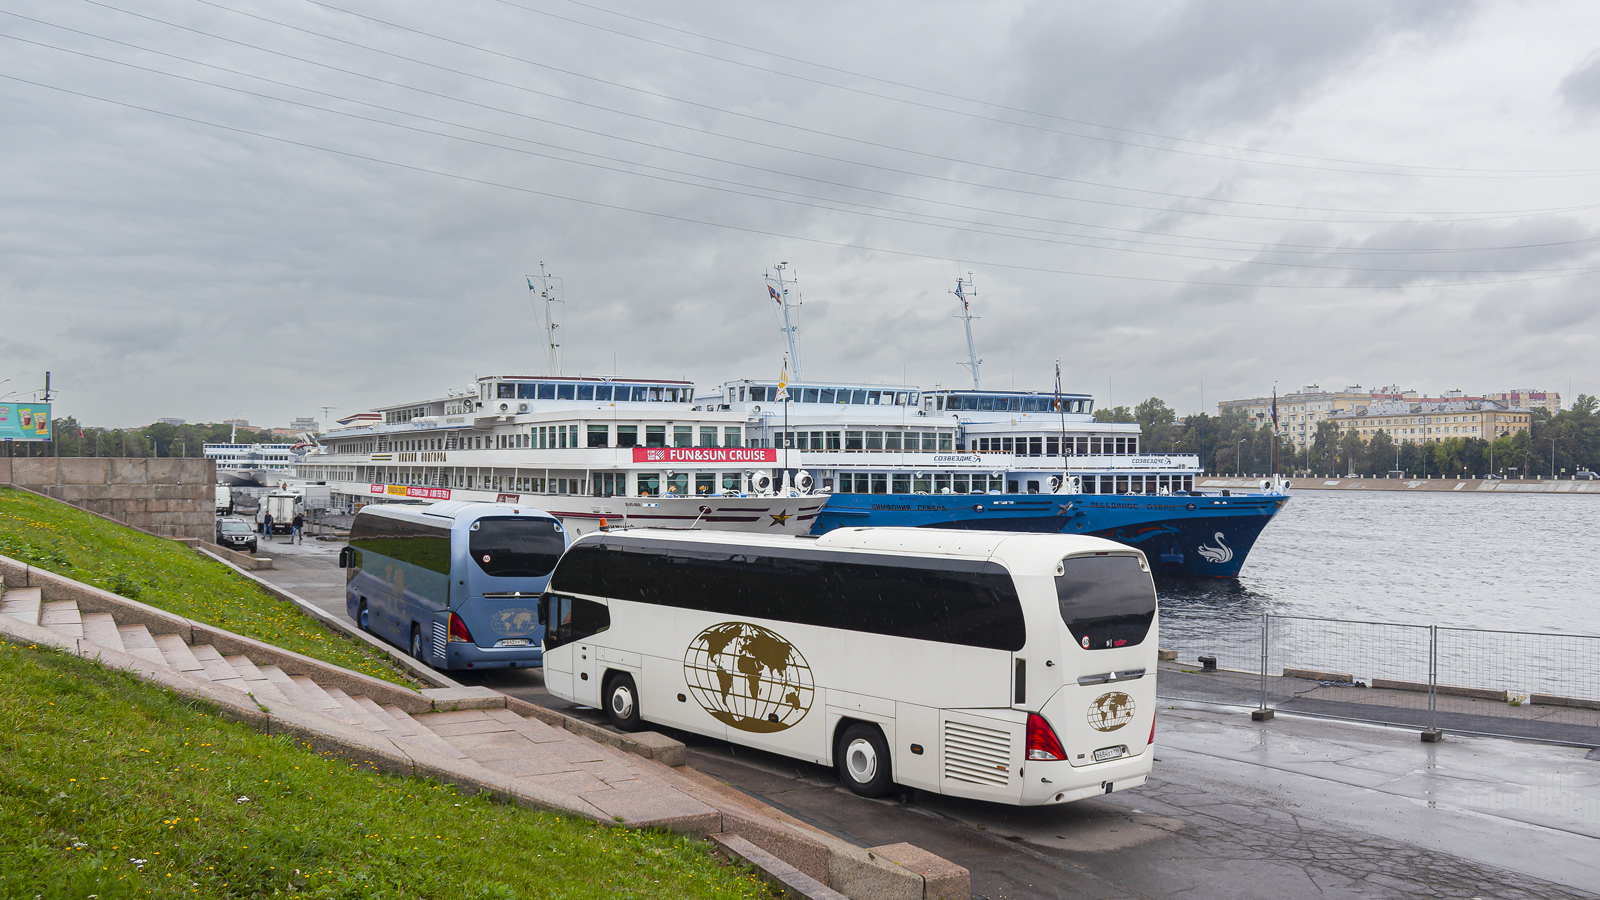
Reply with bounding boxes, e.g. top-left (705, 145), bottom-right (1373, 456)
top-left (1196, 532), bottom-right (1234, 564)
